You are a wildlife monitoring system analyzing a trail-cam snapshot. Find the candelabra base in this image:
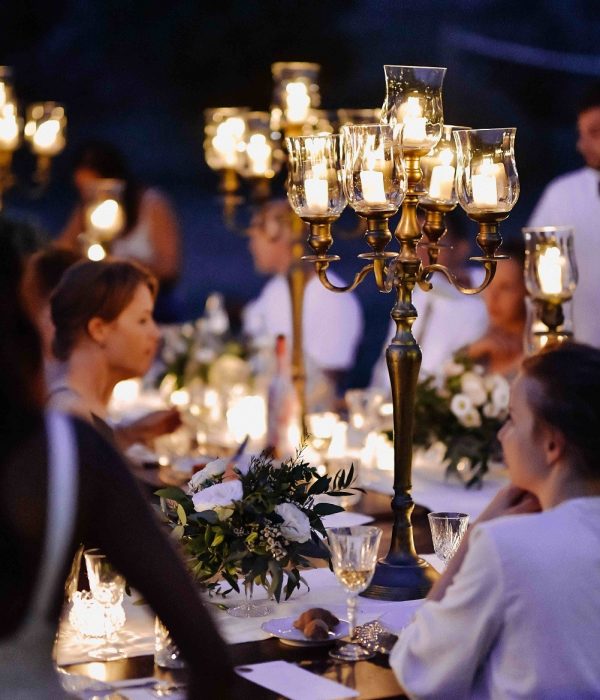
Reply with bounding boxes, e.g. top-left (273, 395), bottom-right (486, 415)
top-left (361, 556), bottom-right (439, 601)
